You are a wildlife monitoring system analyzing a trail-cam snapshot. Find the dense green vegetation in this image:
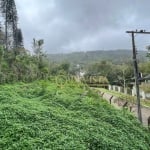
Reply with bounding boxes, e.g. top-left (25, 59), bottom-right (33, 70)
top-left (48, 50), bottom-right (150, 86)
top-left (0, 42), bottom-right (150, 87)
top-left (0, 79), bottom-right (150, 149)
top-left (0, 44), bottom-right (51, 83)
